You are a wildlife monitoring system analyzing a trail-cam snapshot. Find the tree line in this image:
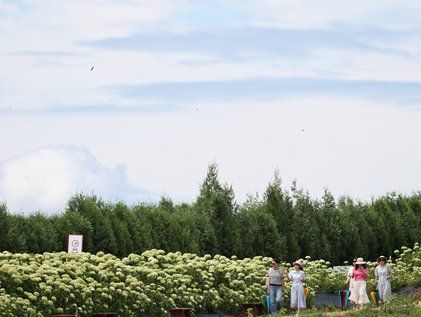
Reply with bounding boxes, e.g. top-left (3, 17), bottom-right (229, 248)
top-left (0, 163), bottom-right (420, 264)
